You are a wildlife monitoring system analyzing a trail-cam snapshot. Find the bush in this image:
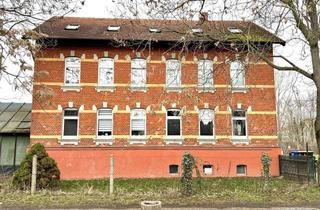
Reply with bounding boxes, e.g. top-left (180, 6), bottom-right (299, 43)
top-left (180, 152), bottom-right (201, 196)
top-left (12, 143), bottom-right (60, 190)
